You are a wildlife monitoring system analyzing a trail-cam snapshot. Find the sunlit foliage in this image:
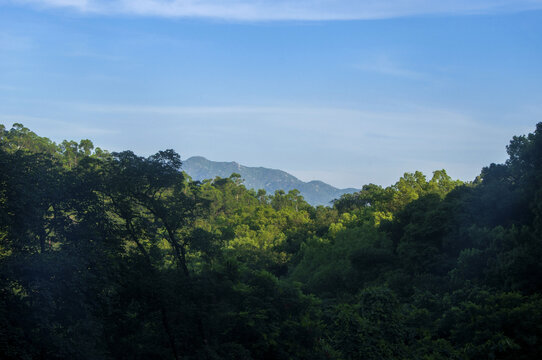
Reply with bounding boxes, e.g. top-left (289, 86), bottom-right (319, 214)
top-left (1, 123), bottom-right (542, 359)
